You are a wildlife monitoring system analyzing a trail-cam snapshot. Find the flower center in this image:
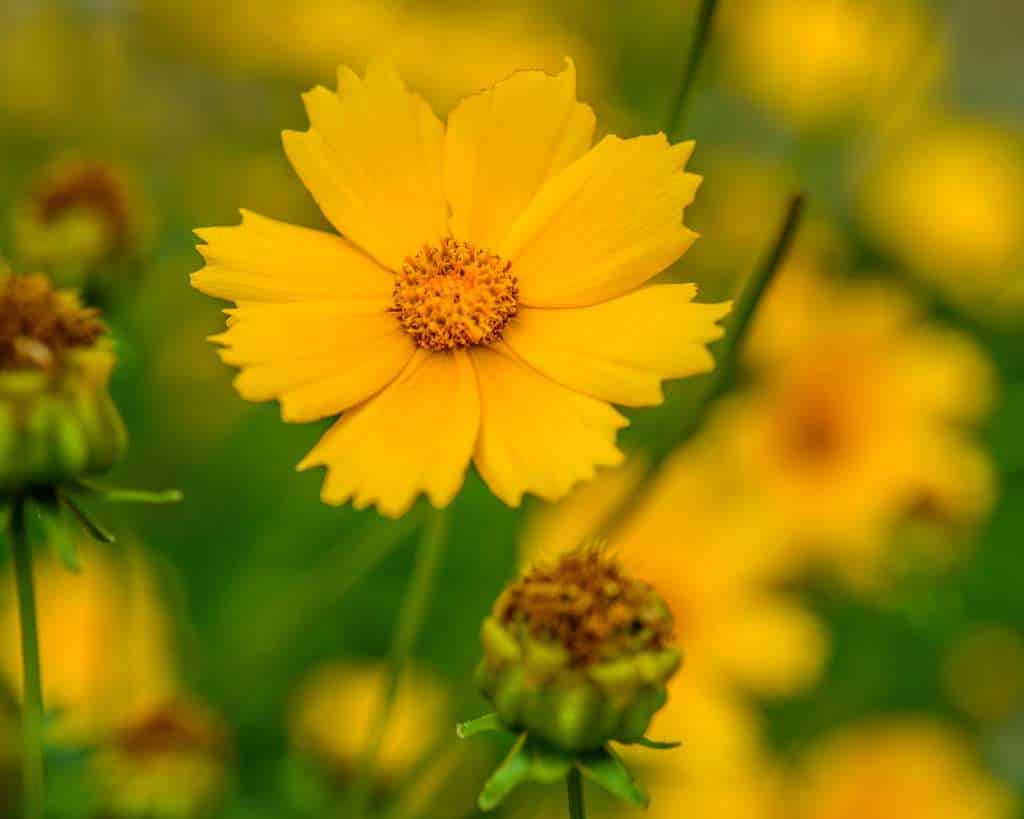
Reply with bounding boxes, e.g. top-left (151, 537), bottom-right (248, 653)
top-left (0, 273), bottom-right (104, 371)
top-left (391, 238), bottom-right (518, 351)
